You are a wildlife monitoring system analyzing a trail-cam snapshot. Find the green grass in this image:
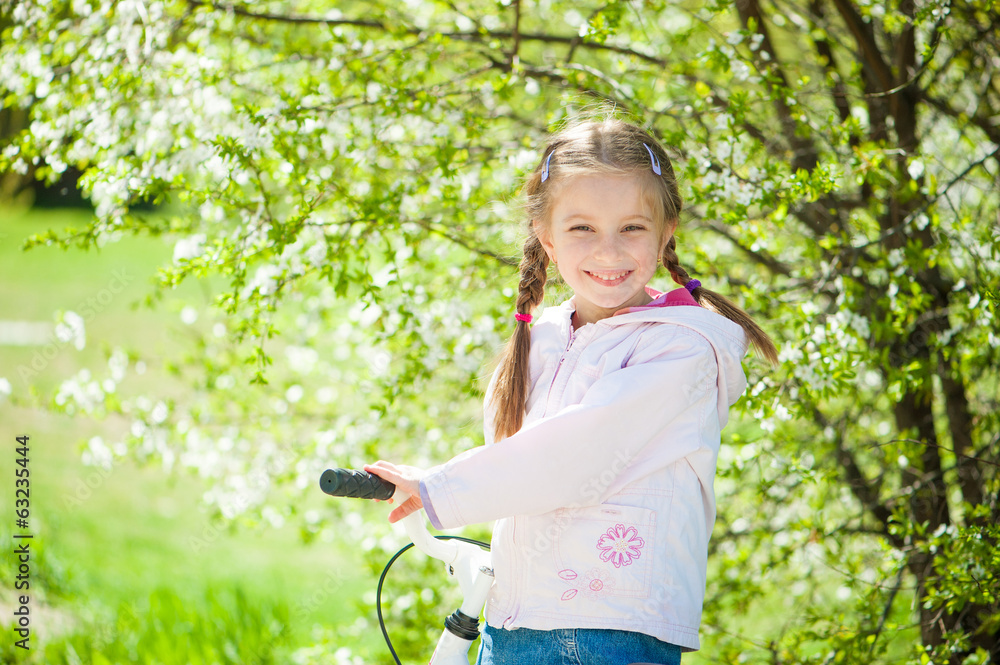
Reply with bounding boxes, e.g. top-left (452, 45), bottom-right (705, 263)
top-left (0, 208), bottom-right (380, 661)
top-left (5, 586), bottom-right (294, 665)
